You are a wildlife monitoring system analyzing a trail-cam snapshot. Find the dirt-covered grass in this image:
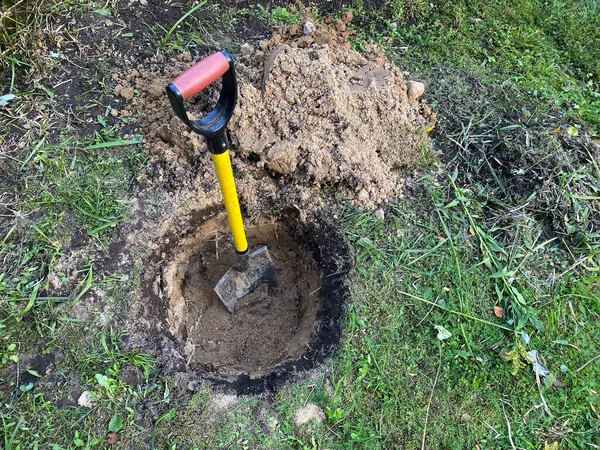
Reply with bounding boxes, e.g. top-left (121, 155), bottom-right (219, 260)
top-left (1, 0), bottom-right (599, 449)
